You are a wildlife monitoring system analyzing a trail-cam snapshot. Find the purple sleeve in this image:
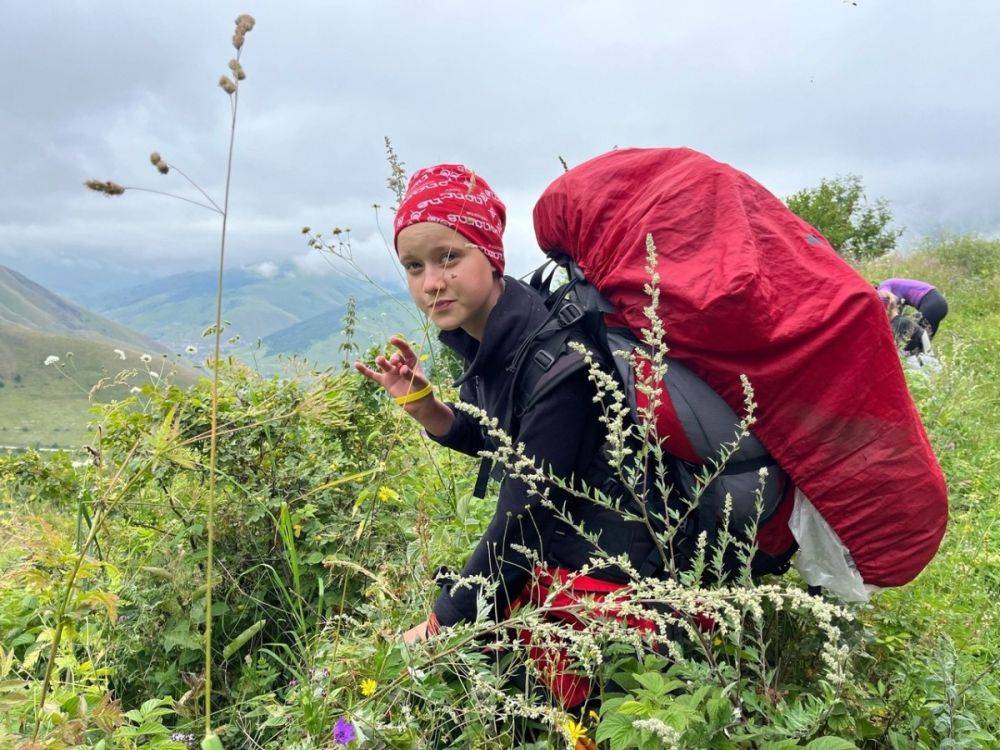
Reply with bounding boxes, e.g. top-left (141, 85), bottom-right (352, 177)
top-left (878, 278), bottom-right (935, 305)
